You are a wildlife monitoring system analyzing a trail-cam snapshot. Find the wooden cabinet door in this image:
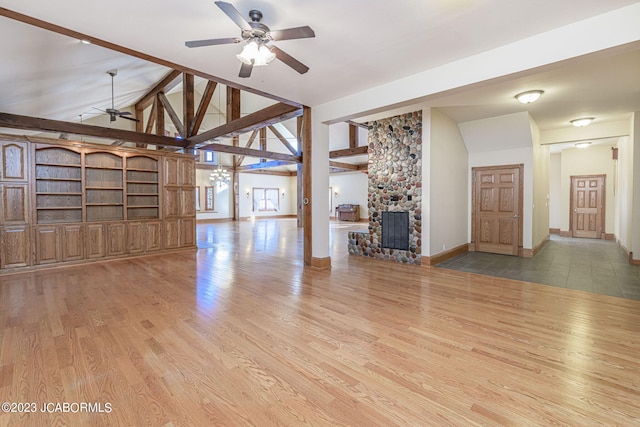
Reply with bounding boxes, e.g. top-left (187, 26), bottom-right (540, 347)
top-left (62, 224), bottom-right (84, 261)
top-left (127, 222), bottom-right (144, 254)
top-left (179, 158), bottom-right (195, 186)
top-left (164, 219), bottom-right (180, 249)
top-left (180, 218), bottom-right (196, 247)
top-left (1, 226), bottom-right (31, 268)
top-left (145, 221), bottom-right (162, 252)
top-left (180, 188), bottom-right (196, 217)
top-left (164, 187), bottom-right (180, 218)
top-left (1, 184), bottom-right (29, 224)
top-left (164, 157), bottom-right (179, 186)
top-left (35, 226), bottom-right (61, 265)
top-left (1, 142), bottom-right (28, 182)
top-left (86, 224), bottom-right (106, 259)
top-left (107, 223), bottom-right (127, 256)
